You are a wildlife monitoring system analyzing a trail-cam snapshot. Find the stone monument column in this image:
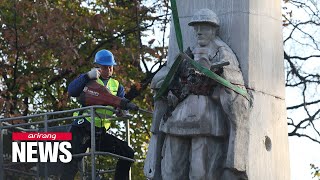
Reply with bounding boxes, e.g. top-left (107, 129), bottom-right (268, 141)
top-left (165, 0), bottom-right (290, 179)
